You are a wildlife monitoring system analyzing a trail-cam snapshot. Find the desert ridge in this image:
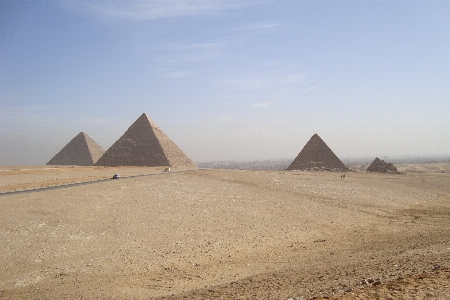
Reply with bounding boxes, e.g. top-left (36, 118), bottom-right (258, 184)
top-left (0, 166), bottom-right (449, 299)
